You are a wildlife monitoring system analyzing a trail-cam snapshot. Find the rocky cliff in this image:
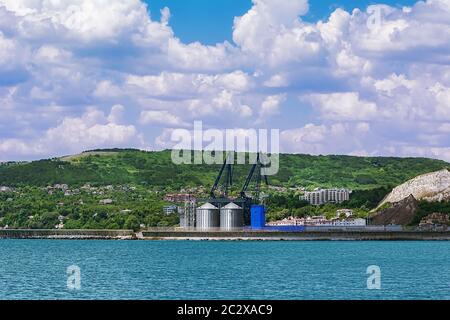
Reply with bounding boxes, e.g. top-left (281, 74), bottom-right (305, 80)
top-left (378, 169), bottom-right (450, 208)
top-left (371, 194), bottom-right (419, 225)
